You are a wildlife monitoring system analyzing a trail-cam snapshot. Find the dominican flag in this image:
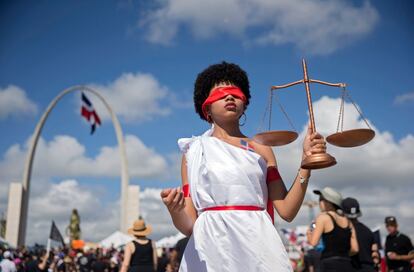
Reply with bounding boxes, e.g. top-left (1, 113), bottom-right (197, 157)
top-left (240, 139), bottom-right (255, 152)
top-left (81, 92), bottom-right (101, 134)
